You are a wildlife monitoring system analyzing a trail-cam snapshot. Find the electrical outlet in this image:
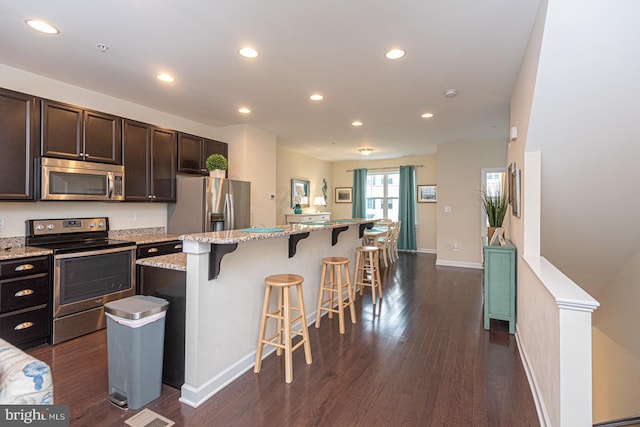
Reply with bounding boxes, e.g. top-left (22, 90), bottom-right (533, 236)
top-left (453, 243), bottom-right (460, 252)
top-left (133, 213), bottom-right (139, 222)
top-left (0, 217), bottom-right (4, 229)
